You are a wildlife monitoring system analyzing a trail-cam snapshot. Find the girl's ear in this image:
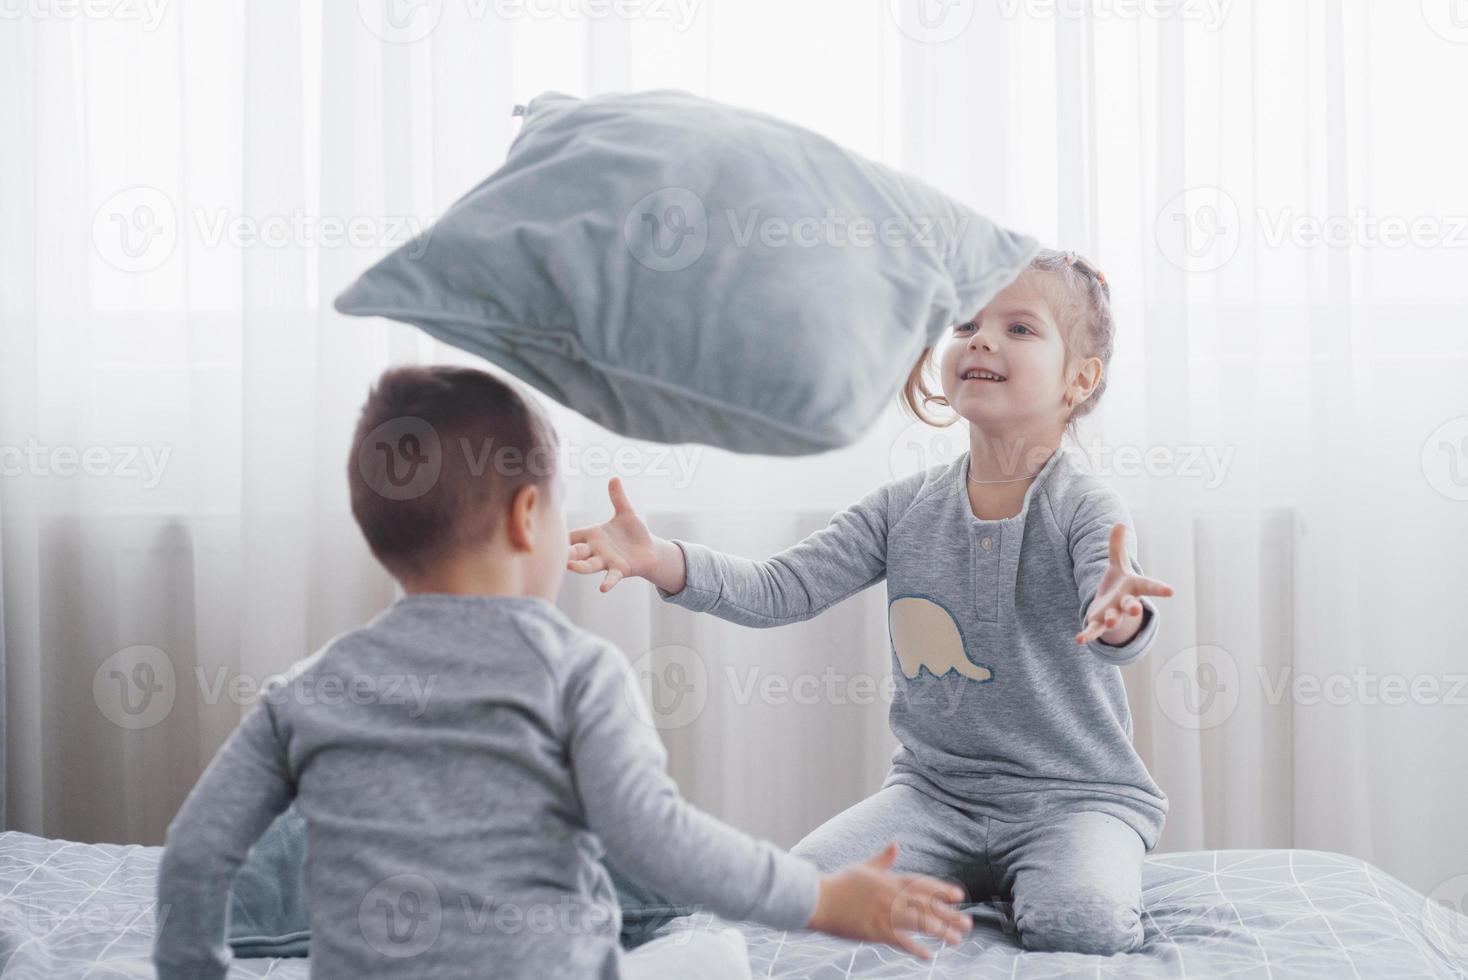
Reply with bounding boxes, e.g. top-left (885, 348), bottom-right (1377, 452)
top-left (1066, 356), bottom-right (1104, 408)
